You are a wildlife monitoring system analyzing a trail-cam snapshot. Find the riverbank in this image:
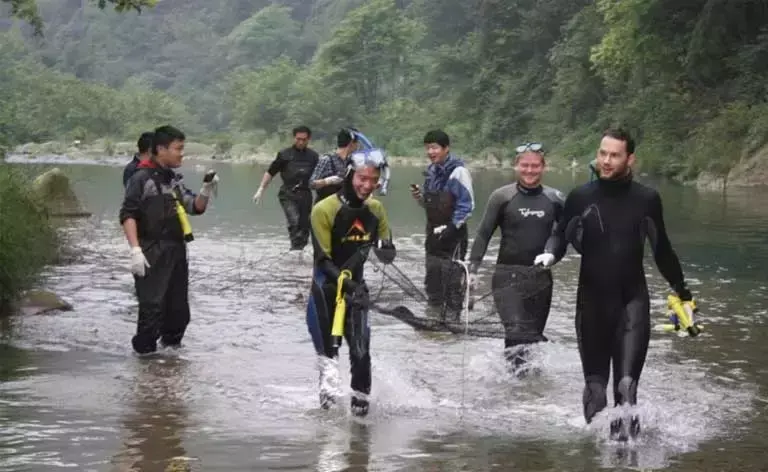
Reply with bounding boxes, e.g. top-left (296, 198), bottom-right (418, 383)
top-left (6, 139), bottom-right (577, 172)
